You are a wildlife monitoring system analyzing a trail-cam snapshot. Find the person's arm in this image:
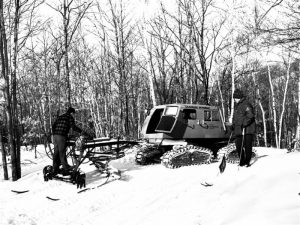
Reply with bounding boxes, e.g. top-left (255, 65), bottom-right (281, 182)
top-left (242, 103), bottom-right (255, 127)
top-left (69, 116), bottom-right (82, 133)
top-left (52, 120), bottom-right (57, 132)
